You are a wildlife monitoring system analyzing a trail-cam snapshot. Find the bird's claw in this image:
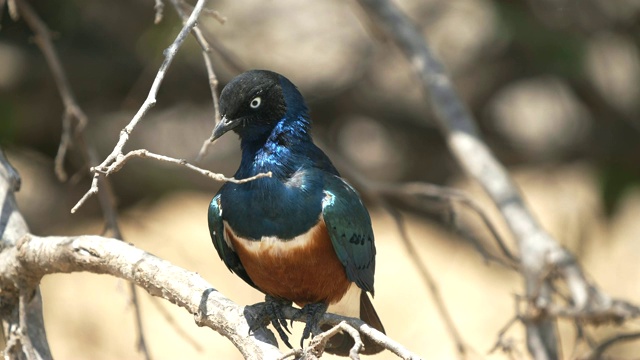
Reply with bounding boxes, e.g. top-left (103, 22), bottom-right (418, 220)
top-left (294, 302), bottom-right (328, 348)
top-left (246, 295), bottom-right (293, 348)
